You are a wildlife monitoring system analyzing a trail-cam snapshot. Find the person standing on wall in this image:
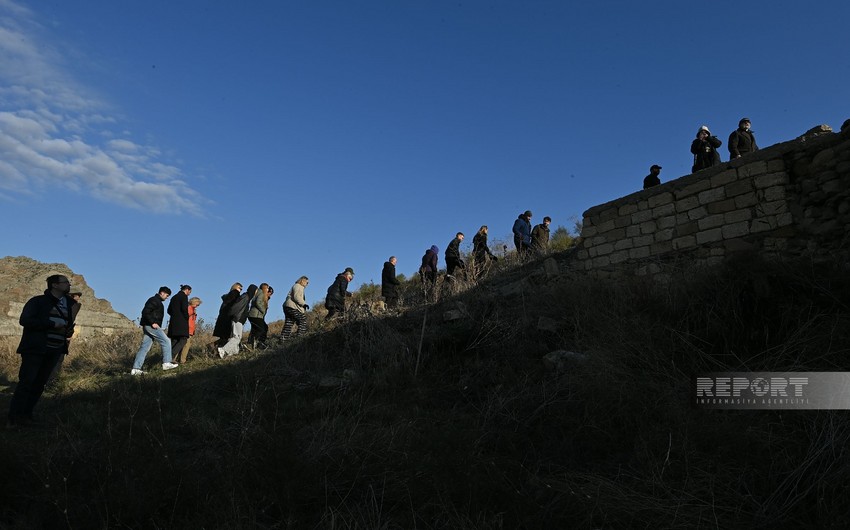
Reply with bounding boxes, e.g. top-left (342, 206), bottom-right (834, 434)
top-left (167, 284), bottom-right (192, 362)
top-left (691, 125), bottom-right (722, 172)
top-left (8, 275), bottom-right (80, 426)
top-left (728, 117), bottom-right (758, 159)
top-left (643, 165), bottom-right (662, 189)
top-left (131, 286), bottom-right (178, 375)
